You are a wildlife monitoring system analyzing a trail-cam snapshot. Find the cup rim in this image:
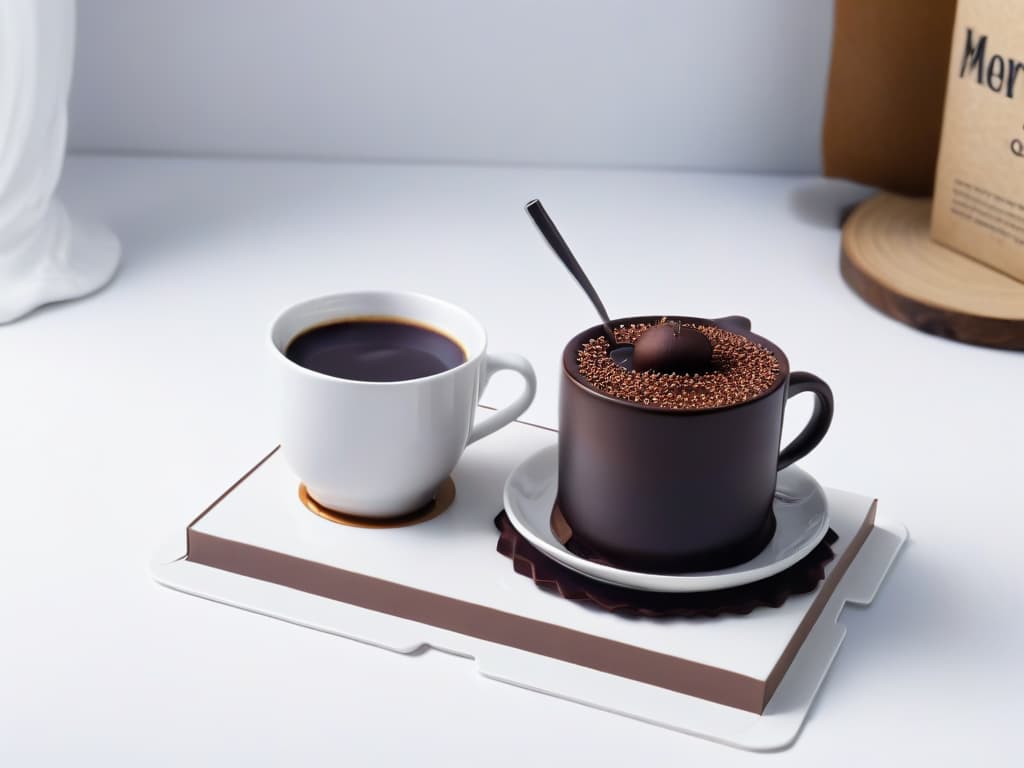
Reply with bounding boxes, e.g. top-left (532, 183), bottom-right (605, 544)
top-left (561, 315), bottom-right (791, 415)
top-left (269, 290), bottom-right (486, 387)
